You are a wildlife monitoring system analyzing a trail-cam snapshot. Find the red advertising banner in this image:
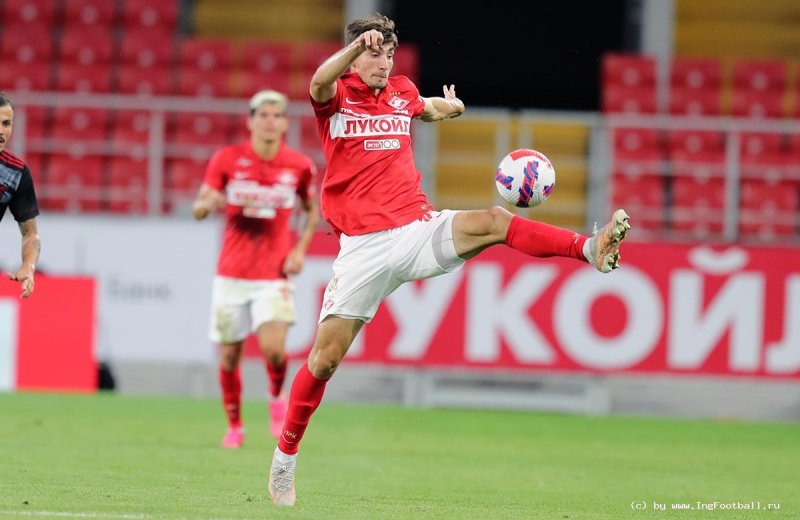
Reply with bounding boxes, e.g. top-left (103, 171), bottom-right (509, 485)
top-left (246, 234), bottom-right (800, 379)
top-left (0, 276), bottom-right (96, 392)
